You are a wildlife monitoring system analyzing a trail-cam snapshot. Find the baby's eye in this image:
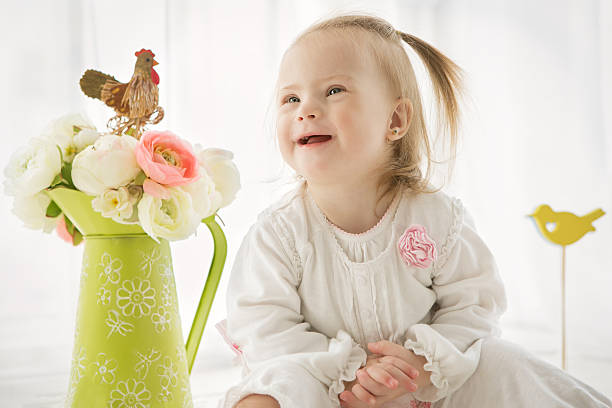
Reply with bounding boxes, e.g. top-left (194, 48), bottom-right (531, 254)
top-left (328, 87), bottom-right (344, 96)
top-left (285, 96), bottom-right (300, 104)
